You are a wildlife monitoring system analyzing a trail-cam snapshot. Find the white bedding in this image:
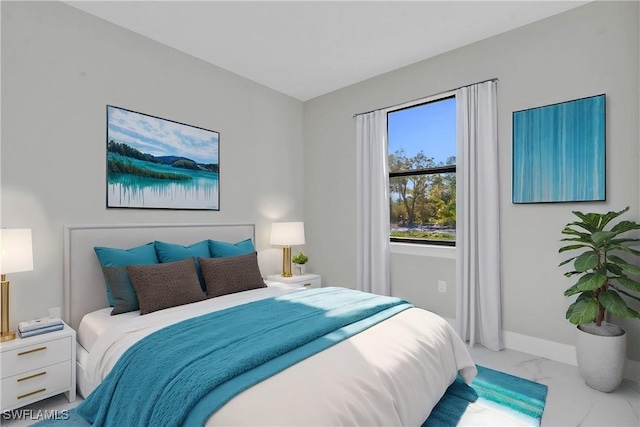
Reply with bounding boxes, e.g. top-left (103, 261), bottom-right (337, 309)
top-left (80, 285), bottom-right (477, 426)
top-left (77, 282), bottom-right (294, 353)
